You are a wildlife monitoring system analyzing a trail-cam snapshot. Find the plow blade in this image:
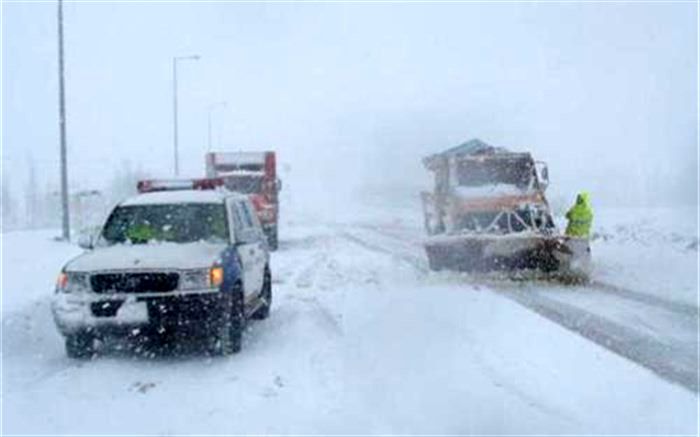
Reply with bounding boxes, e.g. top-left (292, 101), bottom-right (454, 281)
top-left (424, 234), bottom-right (590, 281)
